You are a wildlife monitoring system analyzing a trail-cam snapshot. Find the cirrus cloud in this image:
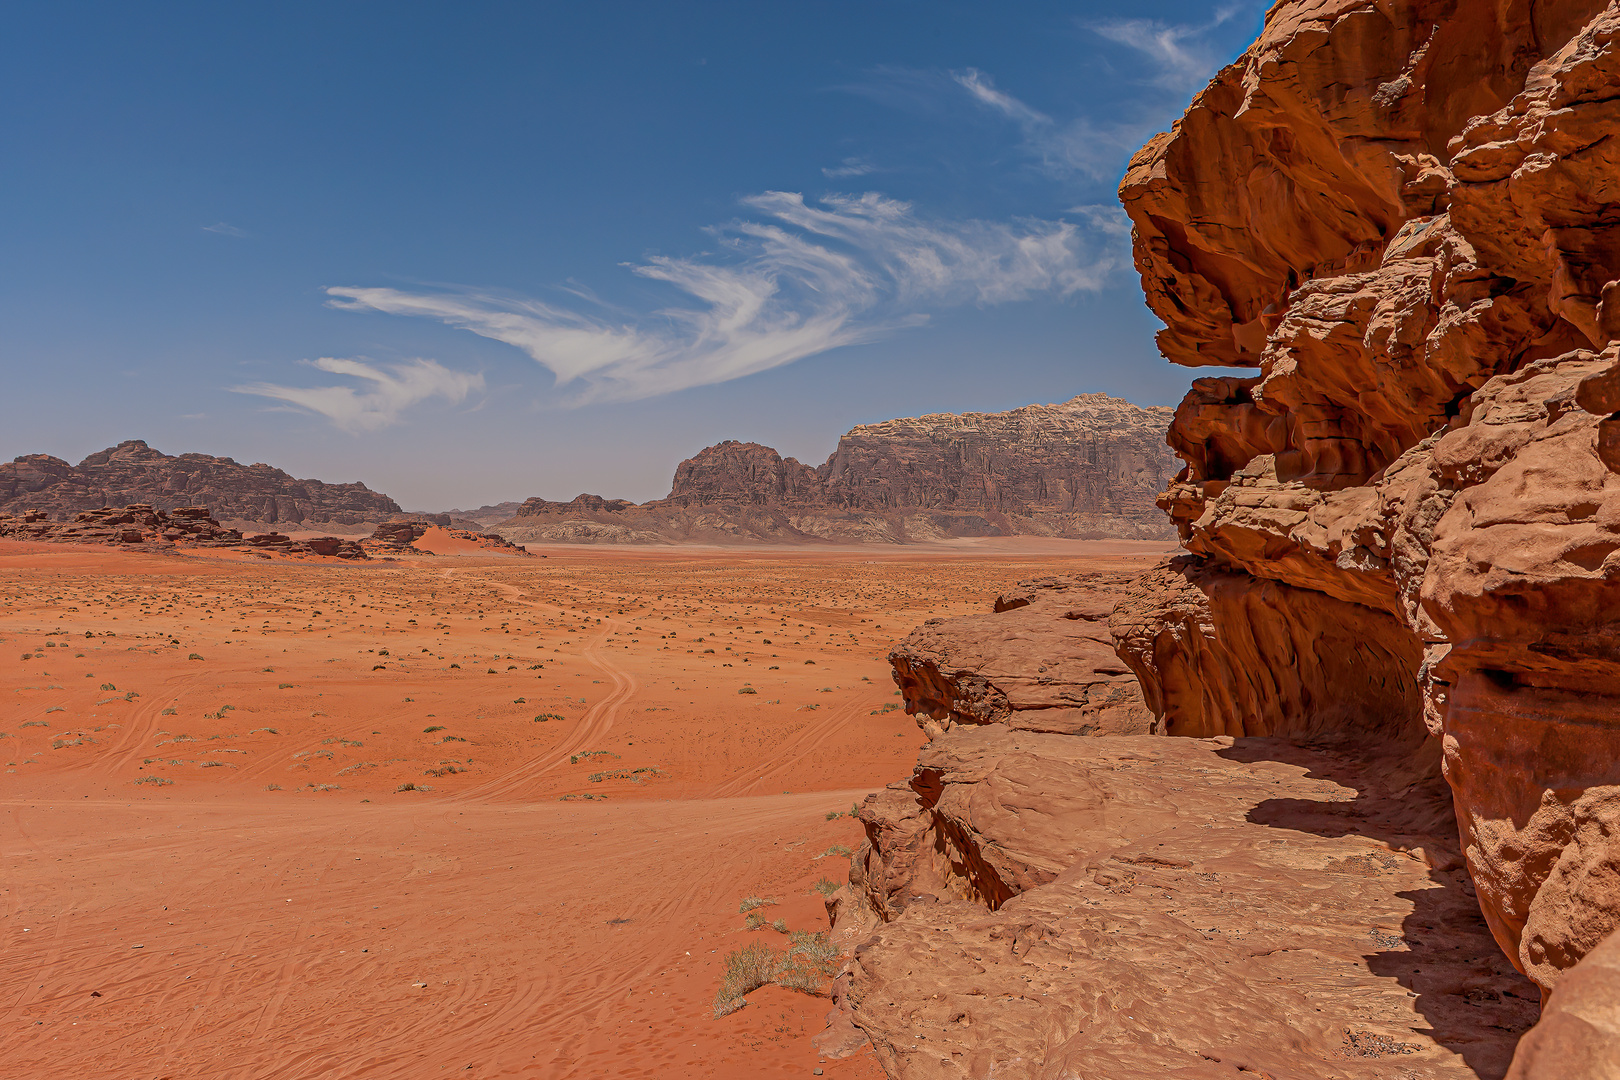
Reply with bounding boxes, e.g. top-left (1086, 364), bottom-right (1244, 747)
top-left (232, 356), bottom-right (483, 432)
top-left (322, 190), bottom-right (1117, 405)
